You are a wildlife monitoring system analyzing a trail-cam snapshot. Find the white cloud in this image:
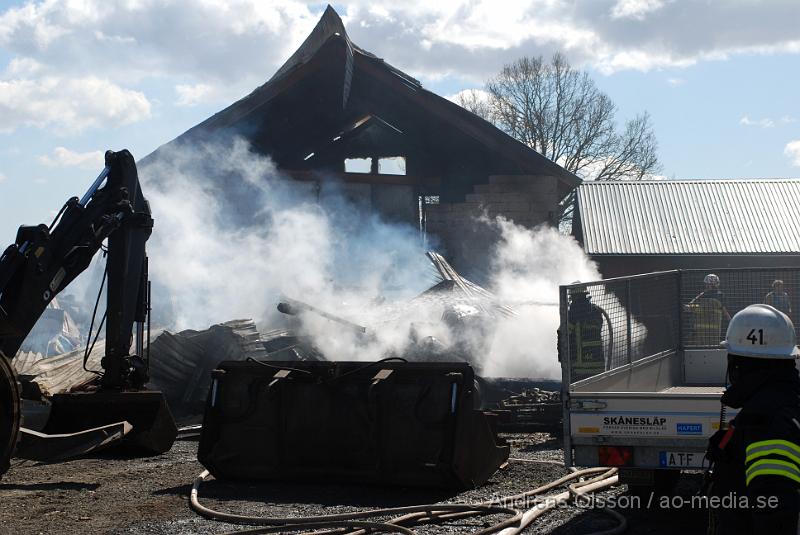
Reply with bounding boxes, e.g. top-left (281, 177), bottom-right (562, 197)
top-left (0, 1), bottom-right (319, 84)
top-left (781, 115), bottom-right (797, 124)
top-left (0, 0), bottom-right (798, 118)
top-left (666, 77), bottom-right (684, 86)
top-left (5, 57), bottom-right (42, 76)
top-left (0, 172), bottom-right (6, 183)
top-left (740, 115), bottom-right (775, 128)
top-left (0, 1), bottom-right (321, 132)
top-left (340, 1), bottom-right (800, 78)
top-left (175, 84), bottom-right (217, 106)
top-left (446, 87), bottom-right (491, 104)
top-left (592, 49), bottom-right (696, 74)
top-left (611, 0), bottom-right (667, 21)
top-left (0, 76), bottom-right (150, 133)
top-left (39, 147), bottom-right (105, 169)
top-left (785, 140), bottom-right (800, 167)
